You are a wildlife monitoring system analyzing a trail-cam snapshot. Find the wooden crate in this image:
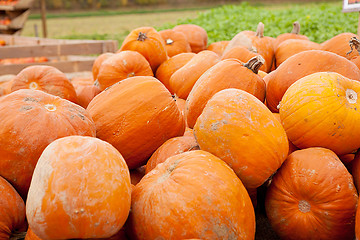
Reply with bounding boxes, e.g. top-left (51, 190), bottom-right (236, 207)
top-left (0, 34), bottom-right (118, 75)
top-left (0, 0), bottom-right (35, 34)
